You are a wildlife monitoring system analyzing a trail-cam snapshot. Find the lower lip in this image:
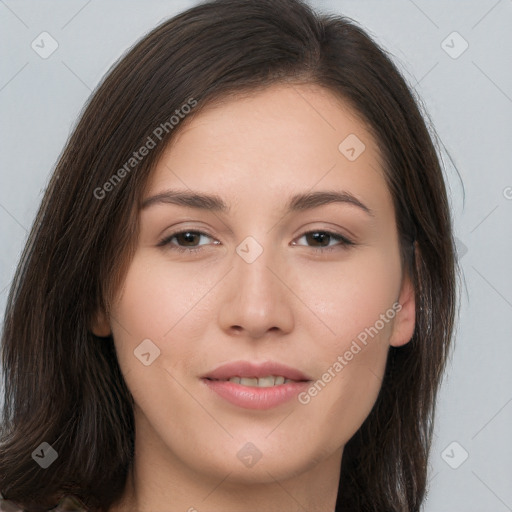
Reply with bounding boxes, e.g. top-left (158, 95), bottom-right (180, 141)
top-left (202, 379), bottom-right (311, 410)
